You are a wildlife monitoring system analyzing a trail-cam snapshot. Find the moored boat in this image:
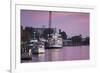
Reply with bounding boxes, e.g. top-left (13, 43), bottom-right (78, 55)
top-left (45, 33), bottom-right (63, 48)
top-left (32, 41), bottom-right (45, 54)
top-left (27, 39), bottom-right (45, 54)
